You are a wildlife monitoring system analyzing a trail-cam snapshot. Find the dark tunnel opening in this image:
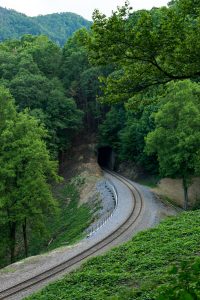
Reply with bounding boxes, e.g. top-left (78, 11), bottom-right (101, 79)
top-left (97, 146), bottom-right (115, 170)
